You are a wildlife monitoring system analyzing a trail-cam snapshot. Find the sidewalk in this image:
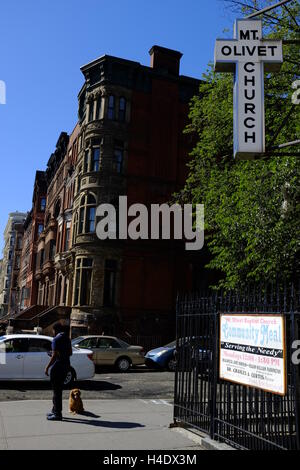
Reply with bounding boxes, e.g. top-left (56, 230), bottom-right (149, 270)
top-left (0, 399), bottom-right (204, 450)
